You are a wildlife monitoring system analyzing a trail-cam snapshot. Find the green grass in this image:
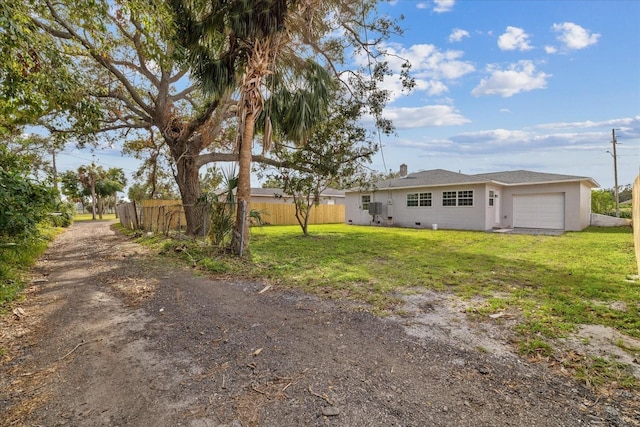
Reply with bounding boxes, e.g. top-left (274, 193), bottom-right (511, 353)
top-left (572, 356), bottom-right (637, 390)
top-left (245, 224), bottom-right (639, 336)
top-left (0, 226), bottom-right (65, 308)
top-left (74, 213), bottom-right (117, 222)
